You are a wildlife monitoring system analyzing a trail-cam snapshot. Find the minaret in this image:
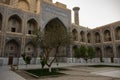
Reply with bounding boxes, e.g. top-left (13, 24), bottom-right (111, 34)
top-left (73, 7), bottom-right (80, 25)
